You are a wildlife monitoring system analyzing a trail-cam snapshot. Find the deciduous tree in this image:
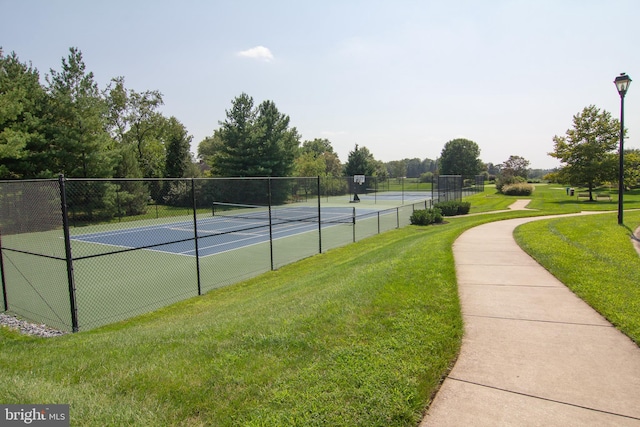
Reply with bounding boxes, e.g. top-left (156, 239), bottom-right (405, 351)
top-left (299, 138), bottom-right (342, 177)
top-left (104, 76), bottom-right (165, 178)
top-left (499, 155), bottom-right (530, 179)
top-left (549, 105), bottom-right (620, 200)
top-left (439, 138), bottom-right (483, 179)
top-left (624, 149), bottom-right (640, 189)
